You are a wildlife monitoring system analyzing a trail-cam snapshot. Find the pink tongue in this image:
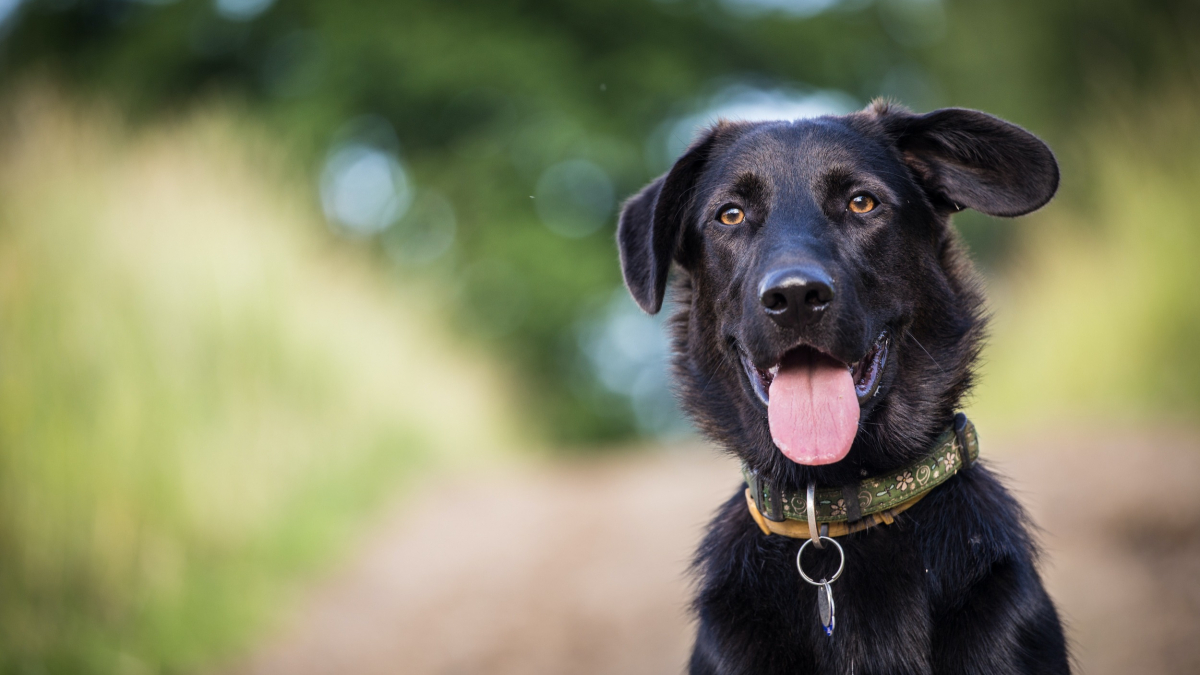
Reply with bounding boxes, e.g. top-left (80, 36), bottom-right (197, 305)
top-left (768, 349), bottom-right (860, 465)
